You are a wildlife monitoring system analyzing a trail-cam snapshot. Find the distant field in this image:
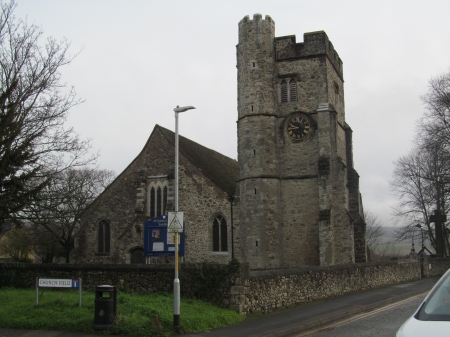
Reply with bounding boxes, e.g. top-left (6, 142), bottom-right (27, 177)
top-left (374, 226), bottom-right (427, 256)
